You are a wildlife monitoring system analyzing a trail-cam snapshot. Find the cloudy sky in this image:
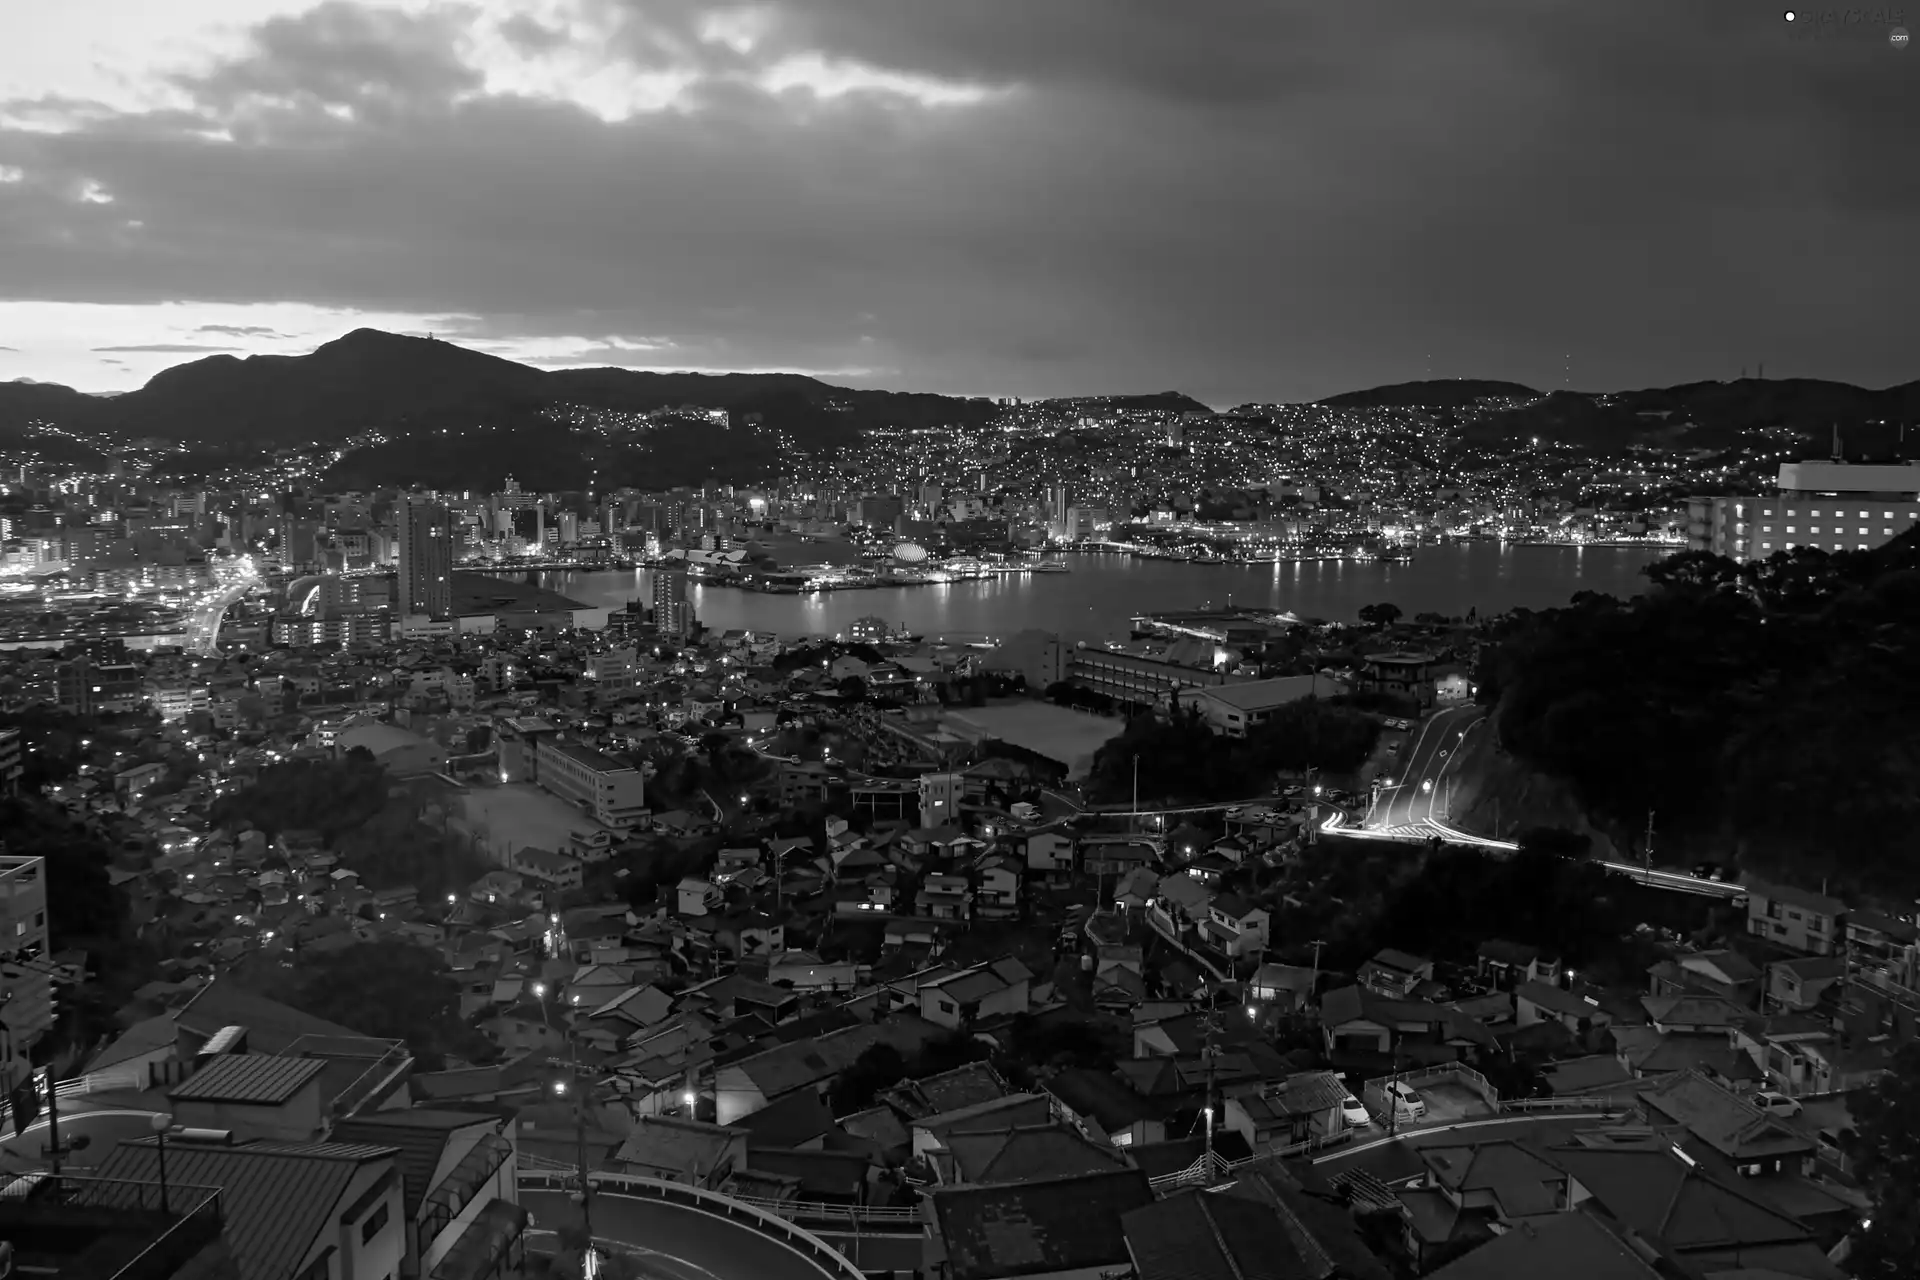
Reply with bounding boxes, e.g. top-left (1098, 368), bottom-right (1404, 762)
top-left (0, 1), bottom-right (1913, 403)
